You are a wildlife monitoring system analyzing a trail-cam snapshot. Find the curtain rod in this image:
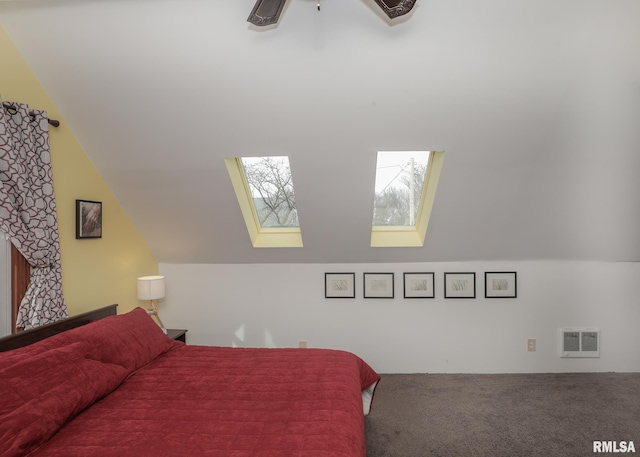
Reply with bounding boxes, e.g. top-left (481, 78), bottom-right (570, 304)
top-left (2, 102), bottom-right (60, 128)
